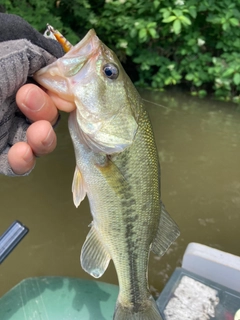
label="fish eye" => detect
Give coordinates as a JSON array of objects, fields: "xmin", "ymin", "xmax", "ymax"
[{"xmin": 103, "ymin": 63, "xmax": 119, "ymax": 80}]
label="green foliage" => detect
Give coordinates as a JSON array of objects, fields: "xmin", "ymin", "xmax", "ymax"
[{"xmin": 2, "ymin": 0, "xmax": 240, "ymax": 102}]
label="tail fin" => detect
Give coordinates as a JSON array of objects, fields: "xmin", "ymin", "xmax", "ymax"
[{"xmin": 113, "ymin": 296, "xmax": 163, "ymax": 320}]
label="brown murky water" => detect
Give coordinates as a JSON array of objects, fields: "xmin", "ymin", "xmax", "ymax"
[{"xmin": 1, "ymin": 89, "xmax": 240, "ymax": 298}]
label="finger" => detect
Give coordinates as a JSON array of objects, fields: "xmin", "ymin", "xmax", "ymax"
[
  {"xmin": 16, "ymin": 84, "xmax": 59, "ymax": 125},
  {"xmin": 47, "ymin": 90, "xmax": 76, "ymax": 112},
  {"xmin": 8, "ymin": 142, "xmax": 36, "ymax": 175},
  {"xmin": 26, "ymin": 120, "xmax": 57, "ymax": 156}
]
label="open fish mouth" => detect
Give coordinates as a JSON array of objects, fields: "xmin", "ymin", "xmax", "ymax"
[
  {"xmin": 35, "ymin": 29, "xmax": 100, "ymax": 85},
  {"xmin": 57, "ymin": 29, "xmax": 100, "ymax": 78}
]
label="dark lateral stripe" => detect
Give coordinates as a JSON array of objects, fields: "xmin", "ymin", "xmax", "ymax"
[{"xmin": 121, "ymin": 157, "xmax": 141, "ymax": 307}]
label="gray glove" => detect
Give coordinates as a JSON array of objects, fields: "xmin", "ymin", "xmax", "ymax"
[{"xmin": 0, "ymin": 13, "xmax": 64, "ymax": 176}]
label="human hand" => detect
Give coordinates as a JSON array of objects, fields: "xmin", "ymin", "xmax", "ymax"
[
  {"xmin": 0, "ymin": 13, "xmax": 75, "ymax": 176},
  {"xmin": 8, "ymin": 84, "xmax": 75, "ymax": 175}
]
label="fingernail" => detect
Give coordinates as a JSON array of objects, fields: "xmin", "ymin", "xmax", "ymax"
[
  {"xmin": 23, "ymin": 88, "xmax": 46, "ymax": 111},
  {"xmin": 23, "ymin": 148, "xmax": 34, "ymax": 163},
  {"xmin": 42, "ymin": 128, "xmax": 55, "ymax": 147}
]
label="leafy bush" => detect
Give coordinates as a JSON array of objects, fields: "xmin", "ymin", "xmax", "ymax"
[{"xmin": 2, "ymin": 0, "xmax": 240, "ymax": 102}]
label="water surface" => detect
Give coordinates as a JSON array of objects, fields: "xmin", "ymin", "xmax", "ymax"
[{"xmin": 1, "ymin": 89, "xmax": 240, "ymax": 298}]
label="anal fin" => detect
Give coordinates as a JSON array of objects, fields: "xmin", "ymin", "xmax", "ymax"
[
  {"xmin": 72, "ymin": 166, "xmax": 86, "ymax": 208},
  {"xmin": 151, "ymin": 201, "xmax": 180, "ymax": 256},
  {"xmin": 81, "ymin": 226, "xmax": 111, "ymax": 278}
]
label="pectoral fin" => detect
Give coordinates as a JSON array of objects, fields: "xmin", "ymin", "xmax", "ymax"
[
  {"xmin": 81, "ymin": 226, "xmax": 111, "ymax": 278},
  {"xmin": 72, "ymin": 166, "xmax": 86, "ymax": 208},
  {"xmin": 151, "ymin": 202, "xmax": 180, "ymax": 256},
  {"xmin": 95, "ymin": 159, "xmax": 128, "ymax": 195}
]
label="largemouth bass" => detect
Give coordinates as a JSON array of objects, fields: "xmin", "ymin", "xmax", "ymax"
[{"xmin": 34, "ymin": 29, "xmax": 180, "ymax": 320}]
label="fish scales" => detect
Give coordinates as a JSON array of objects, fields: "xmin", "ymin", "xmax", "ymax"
[
  {"xmin": 101, "ymin": 111, "xmax": 159, "ymax": 306},
  {"xmin": 34, "ymin": 28, "xmax": 180, "ymax": 320}
]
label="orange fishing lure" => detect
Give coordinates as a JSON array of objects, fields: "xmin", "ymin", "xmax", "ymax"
[{"xmin": 45, "ymin": 24, "xmax": 72, "ymax": 53}]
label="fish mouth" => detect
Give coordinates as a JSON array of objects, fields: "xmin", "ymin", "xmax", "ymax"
[
  {"xmin": 33, "ymin": 29, "xmax": 102, "ymax": 99},
  {"xmin": 56, "ymin": 28, "xmax": 104, "ymax": 82},
  {"xmin": 64, "ymin": 29, "xmax": 100, "ymax": 67}
]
